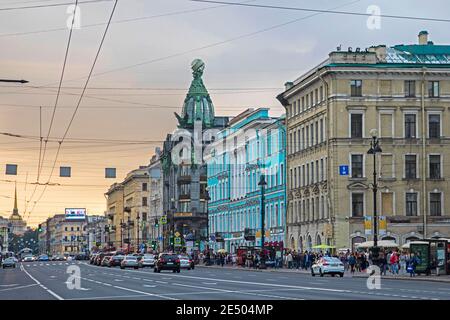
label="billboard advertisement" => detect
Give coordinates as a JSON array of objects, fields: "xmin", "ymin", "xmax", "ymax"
[{"xmin": 65, "ymin": 208, "xmax": 86, "ymax": 220}]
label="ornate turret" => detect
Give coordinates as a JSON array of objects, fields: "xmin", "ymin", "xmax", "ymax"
[
  {"xmin": 8, "ymin": 185, "xmax": 26, "ymax": 235},
  {"xmin": 175, "ymin": 59, "xmax": 215, "ymax": 128}
]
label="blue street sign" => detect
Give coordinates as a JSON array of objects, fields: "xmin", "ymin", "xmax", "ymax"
[
  {"xmin": 158, "ymin": 236, "xmax": 163, "ymax": 241},
  {"xmin": 339, "ymin": 165, "xmax": 349, "ymax": 176}
]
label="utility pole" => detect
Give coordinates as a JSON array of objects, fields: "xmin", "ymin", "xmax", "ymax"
[
  {"xmin": 258, "ymin": 174, "xmax": 267, "ymax": 269},
  {"xmin": 367, "ymin": 129, "xmax": 382, "ymax": 265}
]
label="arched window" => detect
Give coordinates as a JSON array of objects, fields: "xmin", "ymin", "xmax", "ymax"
[
  {"xmin": 307, "ymin": 235, "xmax": 313, "ymax": 251},
  {"xmin": 316, "ymin": 234, "xmax": 322, "ymax": 246},
  {"xmin": 352, "ymin": 236, "xmax": 366, "ymax": 252}
]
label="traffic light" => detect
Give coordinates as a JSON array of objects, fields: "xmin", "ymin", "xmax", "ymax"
[
  {"xmin": 38, "ymin": 224, "xmax": 42, "ymax": 232},
  {"xmin": 154, "ymin": 218, "xmax": 159, "ymax": 228},
  {"xmin": 169, "ymin": 236, "xmax": 174, "ymax": 246}
]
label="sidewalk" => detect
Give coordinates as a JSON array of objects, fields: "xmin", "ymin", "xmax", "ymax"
[{"xmin": 197, "ymin": 263, "xmax": 450, "ymax": 283}]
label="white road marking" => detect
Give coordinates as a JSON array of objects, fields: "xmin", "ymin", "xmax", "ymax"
[
  {"xmin": 0, "ymin": 284, "xmax": 19, "ymax": 287},
  {"xmin": 114, "ymin": 279, "xmax": 124, "ymax": 282},
  {"xmin": 112, "ymin": 285, "xmax": 177, "ymax": 300},
  {"xmin": 202, "ymin": 282, "xmax": 217, "ymax": 285},
  {"xmin": 143, "ymin": 285, "xmax": 157, "ymax": 288},
  {"xmin": 0, "ymin": 284, "xmax": 38, "ymax": 292},
  {"xmin": 155, "ymin": 281, "xmax": 168, "ymax": 284},
  {"xmin": 20, "ymin": 264, "xmax": 63, "ymax": 300},
  {"xmin": 171, "ymin": 282, "xmax": 303, "ymax": 300}
]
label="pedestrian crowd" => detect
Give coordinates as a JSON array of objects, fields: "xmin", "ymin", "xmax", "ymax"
[{"xmin": 199, "ymin": 248, "xmax": 422, "ymax": 277}]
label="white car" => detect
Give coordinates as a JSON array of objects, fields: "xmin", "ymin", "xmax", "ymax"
[
  {"xmin": 178, "ymin": 254, "xmax": 194, "ymax": 270},
  {"xmin": 138, "ymin": 254, "xmax": 156, "ymax": 268},
  {"xmin": 22, "ymin": 256, "xmax": 34, "ymax": 262},
  {"xmin": 311, "ymin": 257, "xmax": 344, "ymax": 277}
]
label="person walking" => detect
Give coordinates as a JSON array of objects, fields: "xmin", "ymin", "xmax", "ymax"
[
  {"xmin": 399, "ymin": 252, "xmax": 407, "ymax": 275},
  {"xmin": 349, "ymin": 254, "xmax": 356, "ymax": 274},
  {"xmin": 287, "ymin": 251, "xmax": 293, "ymax": 269},
  {"xmin": 390, "ymin": 251, "xmax": 399, "ymax": 275}
]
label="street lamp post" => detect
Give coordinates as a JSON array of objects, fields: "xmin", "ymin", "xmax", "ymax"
[
  {"xmin": 258, "ymin": 174, "xmax": 267, "ymax": 269},
  {"xmin": 205, "ymin": 189, "xmax": 211, "ymax": 251},
  {"xmin": 171, "ymin": 198, "xmax": 176, "ymax": 252},
  {"xmin": 367, "ymin": 129, "xmax": 382, "ymax": 265},
  {"xmin": 136, "ymin": 213, "xmax": 140, "ymax": 253}
]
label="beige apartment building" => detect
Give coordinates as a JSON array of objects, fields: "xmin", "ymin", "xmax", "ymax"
[
  {"xmin": 278, "ymin": 31, "xmax": 450, "ymax": 251},
  {"xmin": 105, "ymin": 166, "xmax": 150, "ymax": 251}
]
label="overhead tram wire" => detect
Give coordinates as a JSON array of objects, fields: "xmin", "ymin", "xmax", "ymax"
[
  {"xmin": 27, "ymin": 0, "xmax": 119, "ymax": 219},
  {"xmin": 190, "ymin": 0, "xmax": 450, "ymax": 24},
  {"xmin": 0, "ymin": 0, "xmax": 113, "ymax": 11},
  {"xmin": 0, "ymin": 1, "xmax": 257, "ymax": 38},
  {"xmin": 24, "ymin": 0, "xmax": 80, "ymax": 216},
  {"xmin": 39, "ymin": 0, "xmax": 363, "ymax": 84}
]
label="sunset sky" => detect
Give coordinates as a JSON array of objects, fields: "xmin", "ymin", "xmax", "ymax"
[{"xmin": 1, "ymin": 0, "xmax": 448, "ymax": 227}]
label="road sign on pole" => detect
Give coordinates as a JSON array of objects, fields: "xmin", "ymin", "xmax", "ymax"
[
  {"xmin": 160, "ymin": 215, "xmax": 167, "ymax": 225},
  {"xmin": 174, "ymin": 237, "xmax": 181, "ymax": 247}
]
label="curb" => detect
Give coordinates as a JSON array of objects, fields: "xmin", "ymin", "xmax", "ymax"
[
  {"xmin": 196, "ymin": 264, "xmax": 312, "ymax": 275},
  {"xmin": 197, "ymin": 265, "xmax": 450, "ymax": 283}
]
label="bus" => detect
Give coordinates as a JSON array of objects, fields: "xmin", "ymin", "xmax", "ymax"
[{"xmin": 18, "ymin": 248, "xmax": 33, "ymax": 260}]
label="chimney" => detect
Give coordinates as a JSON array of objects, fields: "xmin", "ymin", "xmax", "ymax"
[
  {"xmin": 368, "ymin": 45, "xmax": 387, "ymax": 62},
  {"xmin": 418, "ymin": 30, "xmax": 428, "ymax": 45}
]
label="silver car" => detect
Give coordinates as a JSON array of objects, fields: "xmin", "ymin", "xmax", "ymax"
[
  {"xmin": 178, "ymin": 254, "xmax": 194, "ymax": 270},
  {"xmin": 2, "ymin": 257, "xmax": 16, "ymax": 269},
  {"xmin": 138, "ymin": 254, "xmax": 155, "ymax": 268},
  {"xmin": 120, "ymin": 255, "xmax": 139, "ymax": 269}
]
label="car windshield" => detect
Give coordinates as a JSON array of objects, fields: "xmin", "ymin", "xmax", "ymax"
[
  {"xmin": 161, "ymin": 255, "xmax": 177, "ymax": 260},
  {"xmin": 125, "ymin": 256, "xmax": 137, "ymax": 260},
  {"xmin": 179, "ymin": 255, "xmax": 189, "ymax": 259},
  {"xmin": 143, "ymin": 254, "xmax": 154, "ymax": 258}
]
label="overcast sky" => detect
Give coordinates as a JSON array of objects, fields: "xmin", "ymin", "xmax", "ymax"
[{"xmin": 1, "ymin": 0, "xmax": 449, "ymax": 226}]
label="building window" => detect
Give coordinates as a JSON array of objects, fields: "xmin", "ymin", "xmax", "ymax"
[
  {"xmin": 430, "ymin": 192, "xmax": 442, "ymax": 216},
  {"xmin": 429, "ymin": 155, "xmax": 441, "ymax": 179},
  {"xmin": 405, "ymin": 155, "xmax": 417, "ymax": 179},
  {"xmin": 310, "ymin": 123, "xmax": 314, "ymax": 146},
  {"xmin": 404, "ymin": 114, "xmax": 416, "ymax": 138},
  {"xmin": 142, "ymin": 197, "xmax": 148, "ymax": 206},
  {"xmin": 351, "ymin": 193, "xmax": 364, "ymax": 217},
  {"xmin": 350, "ymin": 113, "xmax": 363, "ymax": 138},
  {"xmin": 406, "ymin": 192, "xmax": 418, "ymax": 216},
  {"xmin": 405, "ymin": 80, "xmax": 416, "ymax": 97},
  {"xmin": 351, "ymin": 154, "xmax": 363, "ymax": 178},
  {"xmin": 319, "ymin": 119, "xmax": 324, "ymax": 142},
  {"xmin": 350, "ymin": 80, "xmax": 362, "ymax": 97},
  {"xmin": 320, "ymin": 159, "xmax": 324, "ymax": 181},
  {"xmin": 428, "ymin": 81, "xmax": 439, "ymax": 98},
  {"xmin": 142, "ymin": 183, "xmax": 148, "ymax": 191},
  {"xmin": 428, "ymin": 114, "xmax": 441, "ymax": 138}
]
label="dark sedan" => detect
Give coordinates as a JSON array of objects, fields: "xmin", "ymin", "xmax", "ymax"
[{"xmin": 154, "ymin": 253, "xmax": 180, "ymax": 273}]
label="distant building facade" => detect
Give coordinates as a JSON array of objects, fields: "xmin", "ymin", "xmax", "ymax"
[
  {"xmin": 278, "ymin": 31, "xmax": 450, "ymax": 251},
  {"xmin": 205, "ymin": 108, "xmax": 286, "ymax": 252},
  {"xmin": 105, "ymin": 166, "xmax": 150, "ymax": 251}
]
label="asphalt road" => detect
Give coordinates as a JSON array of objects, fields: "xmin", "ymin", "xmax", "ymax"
[{"xmin": 1, "ymin": 261, "xmax": 450, "ymax": 300}]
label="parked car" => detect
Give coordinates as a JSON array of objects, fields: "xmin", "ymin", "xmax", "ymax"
[
  {"xmin": 89, "ymin": 253, "xmax": 99, "ymax": 264},
  {"xmin": 138, "ymin": 254, "xmax": 156, "ymax": 268},
  {"xmin": 311, "ymin": 257, "xmax": 345, "ymax": 277},
  {"xmin": 109, "ymin": 254, "xmax": 125, "ymax": 267},
  {"xmin": 154, "ymin": 253, "xmax": 180, "ymax": 273},
  {"xmin": 120, "ymin": 255, "xmax": 140, "ymax": 269},
  {"xmin": 2, "ymin": 257, "xmax": 16, "ymax": 268},
  {"xmin": 178, "ymin": 254, "xmax": 194, "ymax": 270},
  {"xmin": 101, "ymin": 256, "xmax": 112, "ymax": 267},
  {"xmin": 94, "ymin": 253, "xmax": 107, "ymax": 266}
]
